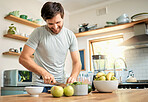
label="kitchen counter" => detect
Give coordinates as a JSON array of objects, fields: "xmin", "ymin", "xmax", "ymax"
[{"xmin": 1, "ymin": 89, "xmax": 148, "ymax": 102}]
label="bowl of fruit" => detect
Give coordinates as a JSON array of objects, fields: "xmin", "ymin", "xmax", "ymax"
[{"xmin": 93, "ymin": 72, "xmax": 119, "ymax": 93}]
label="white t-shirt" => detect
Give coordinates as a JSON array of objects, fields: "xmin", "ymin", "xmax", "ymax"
[{"xmin": 26, "ymin": 25, "xmax": 78, "ymax": 85}]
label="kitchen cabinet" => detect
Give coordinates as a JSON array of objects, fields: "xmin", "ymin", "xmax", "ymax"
[
  {"xmin": 3, "ymin": 15, "xmax": 37, "ymax": 57},
  {"xmin": 75, "ymin": 18, "xmax": 148, "ymax": 37},
  {"xmin": 0, "ymin": 89, "xmax": 148, "ymax": 102},
  {"xmin": 1, "ymin": 87, "xmax": 27, "ymax": 96}
]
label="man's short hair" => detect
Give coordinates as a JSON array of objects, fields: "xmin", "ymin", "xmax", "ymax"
[{"xmin": 41, "ymin": 2, "xmax": 64, "ymax": 20}]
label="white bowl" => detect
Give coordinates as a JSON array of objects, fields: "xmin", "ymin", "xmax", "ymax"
[
  {"xmin": 72, "ymin": 84, "xmax": 88, "ymax": 96},
  {"xmin": 93, "ymin": 80, "xmax": 119, "ymax": 92},
  {"xmin": 25, "ymin": 86, "xmax": 44, "ymax": 97}
]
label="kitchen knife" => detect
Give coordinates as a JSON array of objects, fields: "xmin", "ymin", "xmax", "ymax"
[{"xmin": 40, "ymin": 76, "xmax": 67, "ymax": 87}]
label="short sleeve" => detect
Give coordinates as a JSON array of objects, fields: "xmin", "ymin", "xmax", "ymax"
[
  {"xmin": 69, "ymin": 32, "xmax": 78, "ymax": 52},
  {"xmin": 26, "ymin": 28, "xmax": 40, "ymax": 50}
]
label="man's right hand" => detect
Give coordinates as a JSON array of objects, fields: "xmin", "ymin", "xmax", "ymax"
[{"xmin": 41, "ymin": 73, "xmax": 56, "ymax": 85}]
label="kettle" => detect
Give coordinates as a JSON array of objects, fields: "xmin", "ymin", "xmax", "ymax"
[
  {"xmin": 126, "ymin": 70, "xmax": 137, "ymax": 82},
  {"xmin": 116, "ymin": 13, "xmax": 130, "ymax": 24}
]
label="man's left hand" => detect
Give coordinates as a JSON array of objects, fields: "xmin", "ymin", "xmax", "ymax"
[{"xmin": 66, "ymin": 76, "xmax": 76, "ymax": 83}]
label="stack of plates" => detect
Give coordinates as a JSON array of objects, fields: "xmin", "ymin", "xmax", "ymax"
[{"xmin": 131, "ymin": 13, "xmax": 148, "ymax": 21}]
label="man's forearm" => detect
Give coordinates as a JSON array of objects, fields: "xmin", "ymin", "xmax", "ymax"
[
  {"xmin": 70, "ymin": 61, "xmax": 82, "ymax": 78},
  {"xmin": 19, "ymin": 55, "xmax": 56, "ymax": 84},
  {"xmin": 19, "ymin": 55, "xmax": 47, "ymax": 76}
]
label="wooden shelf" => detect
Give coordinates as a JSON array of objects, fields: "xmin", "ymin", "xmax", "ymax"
[
  {"xmin": 2, "ymin": 51, "xmax": 34, "ymax": 58},
  {"xmin": 3, "ymin": 51, "xmax": 20, "ymax": 56},
  {"xmin": 75, "ymin": 18, "xmax": 148, "ymax": 37},
  {"xmin": 4, "ymin": 15, "xmax": 41, "ymax": 28},
  {"xmin": 3, "ymin": 34, "xmax": 28, "ymax": 41}
]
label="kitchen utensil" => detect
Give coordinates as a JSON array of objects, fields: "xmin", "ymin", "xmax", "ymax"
[
  {"xmin": 27, "ymin": 18, "xmax": 33, "ymax": 21},
  {"xmin": 88, "ymin": 24, "xmax": 97, "ymax": 30},
  {"xmin": 106, "ymin": 21, "xmax": 116, "ymax": 24},
  {"xmin": 79, "ymin": 23, "xmax": 97, "ymax": 32},
  {"xmin": 72, "ymin": 84, "xmax": 88, "ymax": 96},
  {"xmin": 93, "ymin": 80, "xmax": 119, "ymax": 92},
  {"xmin": 131, "ymin": 13, "xmax": 148, "ymax": 21},
  {"xmin": 20, "ymin": 15, "xmax": 28, "ymax": 19},
  {"xmin": 79, "ymin": 23, "xmax": 89, "ymax": 32},
  {"xmin": 35, "ymin": 19, "xmax": 43, "ymax": 25},
  {"xmin": 105, "ymin": 21, "xmax": 116, "ymax": 27},
  {"xmin": 40, "ymin": 76, "xmax": 66, "ymax": 87},
  {"xmin": 25, "ymin": 86, "xmax": 44, "ymax": 97},
  {"xmin": 126, "ymin": 76, "xmax": 137, "ymax": 82},
  {"xmin": 20, "ymin": 47, "xmax": 22, "ymax": 52},
  {"xmin": 14, "ymin": 49, "xmax": 18, "ymax": 53},
  {"xmin": 126, "ymin": 70, "xmax": 137, "ymax": 82},
  {"xmin": 92, "ymin": 55, "xmax": 107, "ymax": 74},
  {"xmin": 116, "ymin": 13, "xmax": 129, "ymax": 24},
  {"xmin": 9, "ymin": 48, "xmax": 15, "ymax": 52},
  {"xmin": 92, "ymin": 55, "xmax": 107, "ymax": 91},
  {"xmin": 55, "ymin": 81, "xmax": 67, "ymax": 87}
]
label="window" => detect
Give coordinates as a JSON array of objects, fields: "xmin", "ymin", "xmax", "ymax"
[{"xmin": 89, "ymin": 35, "xmax": 125, "ymax": 71}]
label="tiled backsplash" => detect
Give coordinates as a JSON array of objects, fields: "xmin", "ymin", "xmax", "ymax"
[{"xmin": 124, "ymin": 47, "xmax": 148, "ymax": 80}]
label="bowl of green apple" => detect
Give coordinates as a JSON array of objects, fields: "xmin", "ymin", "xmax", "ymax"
[{"xmin": 93, "ymin": 72, "xmax": 119, "ymax": 93}]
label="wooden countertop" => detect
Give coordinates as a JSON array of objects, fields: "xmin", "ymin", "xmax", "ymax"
[{"xmin": 0, "ymin": 89, "xmax": 148, "ymax": 102}]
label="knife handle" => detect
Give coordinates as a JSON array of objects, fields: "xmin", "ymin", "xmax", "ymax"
[{"xmin": 40, "ymin": 76, "xmax": 65, "ymax": 86}]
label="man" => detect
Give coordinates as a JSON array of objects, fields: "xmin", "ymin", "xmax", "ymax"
[{"xmin": 19, "ymin": 2, "xmax": 81, "ymax": 89}]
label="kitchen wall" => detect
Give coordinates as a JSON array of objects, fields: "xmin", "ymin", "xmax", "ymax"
[
  {"xmin": 0, "ymin": 0, "xmax": 70, "ymax": 94},
  {"xmin": 124, "ymin": 47, "xmax": 148, "ymax": 80},
  {"xmin": 69, "ymin": 0, "xmax": 148, "ymax": 80}
]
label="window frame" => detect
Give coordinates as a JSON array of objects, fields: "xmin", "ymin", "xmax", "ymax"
[{"xmin": 89, "ymin": 35, "xmax": 123, "ymax": 71}]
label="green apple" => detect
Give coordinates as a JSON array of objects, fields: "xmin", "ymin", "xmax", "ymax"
[
  {"xmin": 51, "ymin": 86, "xmax": 64, "ymax": 97},
  {"xmin": 96, "ymin": 72, "xmax": 105, "ymax": 78},
  {"xmin": 98, "ymin": 76, "xmax": 106, "ymax": 81},
  {"xmin": 88, "ymin": 85, "xmax": 92, "ymax": 93},
  {"xmin": 111, "ymin": 76, "xmax": 117, "ymax": 80},
  {"xmin": 64, "ymin": 86, "xmax": 74, "ymax": 97}
]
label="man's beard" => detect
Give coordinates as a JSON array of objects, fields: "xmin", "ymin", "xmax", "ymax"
[{"xmin": 49, "ymin": 25, "xmax": 63, "ymax": 34}]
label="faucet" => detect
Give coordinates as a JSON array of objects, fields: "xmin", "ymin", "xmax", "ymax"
[{"xmin": 113, "ymin": 57, "xmax": 128, "ymax": 77}]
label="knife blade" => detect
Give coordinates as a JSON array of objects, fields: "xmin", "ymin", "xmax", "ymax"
[{"xmin": 40, "ymin": 76, "xmax": 67, "ymax": 87}]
